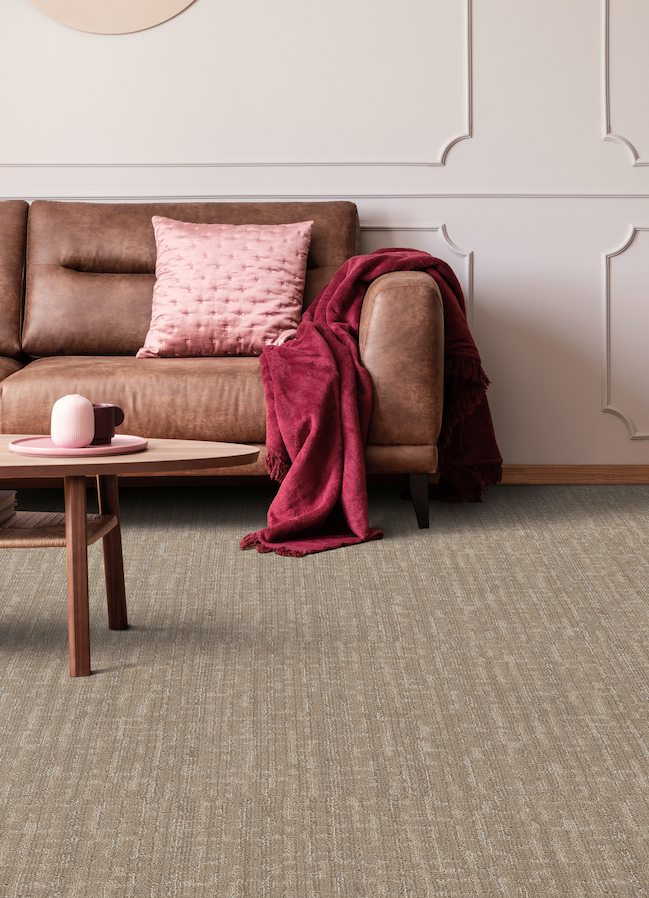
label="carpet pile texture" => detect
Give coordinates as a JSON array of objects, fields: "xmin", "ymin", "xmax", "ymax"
[{"xmin": 1, "ymin": 483, "xmax": 649, "ymax": 897}]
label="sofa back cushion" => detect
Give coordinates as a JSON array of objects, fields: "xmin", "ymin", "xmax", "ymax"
[
  {"xmin": 22, "ymin": 200, "xmax": 360, "ymax": 357},
  {"xmin": 0, "ymin": 200, "xmax": 29, "ymax": 360}
]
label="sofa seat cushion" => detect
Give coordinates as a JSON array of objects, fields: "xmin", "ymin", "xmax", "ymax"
[{"xmin": 0, "ymin": 356, "xmax": 266, "ymax": 443}]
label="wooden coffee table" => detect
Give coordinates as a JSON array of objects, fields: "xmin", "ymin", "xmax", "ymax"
[{"xmin": 0, "ymin": 436, "xmax": 259, "ymax": 676}]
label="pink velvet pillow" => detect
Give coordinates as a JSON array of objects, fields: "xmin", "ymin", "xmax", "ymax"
[{"xmin": 136, "ymin": 217, "xmax": 314, "ymax": 358}]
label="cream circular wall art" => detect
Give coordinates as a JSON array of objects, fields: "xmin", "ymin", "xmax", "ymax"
[{"xmin": 27, "ymin": 0, "xmax": 197, "ymax": 34}]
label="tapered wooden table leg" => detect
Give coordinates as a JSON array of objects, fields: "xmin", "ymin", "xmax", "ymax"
[
  {"xmin": 64, "ymin": 475, "xmax": 91, "ymax": 677},
  {"xmin": 97, "ymin": 474, "xmax": 128, "ymax": 630},
  {"xmin": 0, "ymin": 436, "xmax": 259, "ymax": 674}
]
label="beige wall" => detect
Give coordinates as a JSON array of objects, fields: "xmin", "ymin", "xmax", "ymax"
[{"xmin": 1, "ymin": 0, "xmax": 648, "ymax": 465}]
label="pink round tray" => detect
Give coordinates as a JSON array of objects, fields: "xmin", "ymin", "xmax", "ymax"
[{"xmin": 9, "ymin": 435, "xmax": 148, "ymax": 457}]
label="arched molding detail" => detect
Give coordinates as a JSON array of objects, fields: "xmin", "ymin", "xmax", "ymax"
[
  {"xmin": 11, "ymin": 1, "xmax": 472, "ymax": 168},
  {"xmin": 603, "ymin": 226, "xmax": 649, "ymax": 438},
  {"xmin": 433, "ymin": 0, "xmax": 473, "ymax": 166},
  {"xmin": 360, "ymin": 225, "xmax": 473, "ymax": 324},
  {"xmin": 602, "ymin": 0, "xmax": 649, "ymax": 166}
]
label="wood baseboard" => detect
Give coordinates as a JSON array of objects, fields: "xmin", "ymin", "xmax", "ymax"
[
  {"xmin": 3, "ymin": 466, "xmax": 649, "ymax": 490},
  {"xmin": 500, "ymin": 465, "xmax": 649, "ymax": 485}
]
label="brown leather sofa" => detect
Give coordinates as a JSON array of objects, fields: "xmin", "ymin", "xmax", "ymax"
[{"xmin": 0, "ymin": 199, "xmax": 444, "ymax": 526}]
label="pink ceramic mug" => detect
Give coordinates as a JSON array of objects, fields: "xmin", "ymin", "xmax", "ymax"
[{"xmin": 92, "ymin": 403, "xmax": 125, "ymax": 445}]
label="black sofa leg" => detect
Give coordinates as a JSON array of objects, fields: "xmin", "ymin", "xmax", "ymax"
[{"xmin": 408, "ymin": 473, "xmax": 430, "ymax": 529}]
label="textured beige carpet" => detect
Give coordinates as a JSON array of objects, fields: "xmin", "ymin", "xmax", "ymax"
[{"xmin": 1, "ymin": 483, "xmax": 649, "ymax": 897}]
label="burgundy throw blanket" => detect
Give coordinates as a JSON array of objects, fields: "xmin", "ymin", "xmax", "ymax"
[{"xmin": 241, "ymin": 248, "xmax": 502, "ymax": 557}]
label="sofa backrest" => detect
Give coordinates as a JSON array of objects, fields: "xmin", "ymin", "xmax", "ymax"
[
  {"xmin": 22, "ymin": 200, "xmax": 361, "ymax": 357},
  {"xmin": 0, "ymin": 200, "xmax": 28, "ymax": 360}
]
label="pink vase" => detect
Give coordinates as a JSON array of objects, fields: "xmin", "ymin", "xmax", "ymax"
[{"xmin": 50, "ymin": 394, "xmax": 96, "ymax": 448}]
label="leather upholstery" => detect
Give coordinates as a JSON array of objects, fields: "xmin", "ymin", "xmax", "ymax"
[
  {"xmin": 0, "ymin": 356, "xmax": 22, "ymax": 380},
  {"xmin": 0, "ymin": 199, "xmax": 445, "ymax": 483},
  {"xmin": 24, "ymin": 268, "xmax": 155, "ymax": 356},
  {"xmin": 0, "ymin": 356, "xmax": 23, "ymax": 384},
  {"xmin": 0, "ymin": 201, "xmax": 28, "ymax": 359},
  {"xmin": 23, "ymin": 201, "xmax": 360, "ymax": 357},
  {"xmin": 0, "ymin": 356, "xmax": 267, "ymax": 443},
  {"xmin": 364, "ymin": 444, "xmax": 438, "ymax": 474},
  {"xmin": 0, "ymin": 356, "xmax": 24, "ymax": 433},
  {"xmin": 360, "ymin": 271, "xmax": 444, "ymax": 446}
]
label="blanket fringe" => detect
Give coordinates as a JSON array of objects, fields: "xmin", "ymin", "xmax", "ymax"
[
  {"xmin": 240, "ymin": 532, "xmax": 307, "ymax": 555},
  {"xmin": 445, "ymin": 356, "xmax": 490, "ymax": 388},
  {"xmin": 272, "ymin": 546, "xmax": 308, "ymax": 557},
  {"xmin": 437, "ymin": 380, "xmax": 486, "ymax": 449},
  {"xmin": 479, "ymin": 462, "xmax": 503, "ymax": 486},
  {"xmin": 265, "ymin": 451, "xmax": 290, "ymax": 483},
  {"xmin": 437, "ymin": 355, "xmax": 496, "ymax": 454}
]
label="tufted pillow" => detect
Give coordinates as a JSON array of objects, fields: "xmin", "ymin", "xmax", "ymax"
[{"xmin": 136, "ymin": 216, "xmax": 314, "ymax": 358}]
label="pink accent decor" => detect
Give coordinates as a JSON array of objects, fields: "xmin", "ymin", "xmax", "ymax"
[
  {"xmin": 50, "ymin": 394, "xmax": 95, "ymax": 448},
  {"xmin": 136, "ymin": 217, "xmax": 314, "ymax": 358},
  {"xmin": 9, "ymin": 435, "xmax": 148, "ymax": 457}
]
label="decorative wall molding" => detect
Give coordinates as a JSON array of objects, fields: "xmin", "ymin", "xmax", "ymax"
[
  {"xmin": 360, "ymin": 225, "xmax": 473, "ymax": 323},
  {"xmin": 431, "ymin": 0, "xmax": 473, "ymax": 166},
  {"xmin": 5, "ymin": 190, "xmax": 649, "ymax": 202},
  {"xmin": 603, "ymin": 226, "xmax": 649, "ymax": 438},
  {"xmin": 602, "ymin": 0, "xmax": 649, "ymax": 166},
  {"xmin": 5, "ymin": 0, "xmax": 472, "ymax": 169}
]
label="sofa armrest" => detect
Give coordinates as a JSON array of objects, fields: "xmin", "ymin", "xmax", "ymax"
[
  {"xmin": 359, "ymin": 270, "xmax": 444, "ymax": 449},
  {"xmin": 0, "ymin": 201, "xmax": 28, "ymax": 360},
  {"xmin": 0, "ymin": 357, "xmax": 24, "ymax": 433},
  {"xmin": 0, "ymin": 357, "xmax": 22, "ymax": 383}
]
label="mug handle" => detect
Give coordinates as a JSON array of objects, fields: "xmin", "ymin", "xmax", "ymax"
[{"xmin": 115, "ymin": 407, "xmax": 125, "ymax": 427}]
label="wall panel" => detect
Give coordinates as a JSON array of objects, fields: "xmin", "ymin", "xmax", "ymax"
[
  {"xmin": 360, "ymin": 226, "xmax": 472, "ymax": 321},
  {"xmin": 0, "ymin": 0, "xmax": 469, "ymax": 166},
  {"xmin": 2, "ymin": 0, "xmax": 649, "ymax": 468},
  {"xmin": 604, "ymin": 0, "xmax": 649, "ymax": 165},
  {"xmin": 604, "ymin": 228, "xmax": 649, "ymax": 437}
]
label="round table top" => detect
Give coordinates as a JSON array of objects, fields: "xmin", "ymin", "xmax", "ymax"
[{"xmin": 0, "ymin": 435, "xmax": 259, "ymax": 478}]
